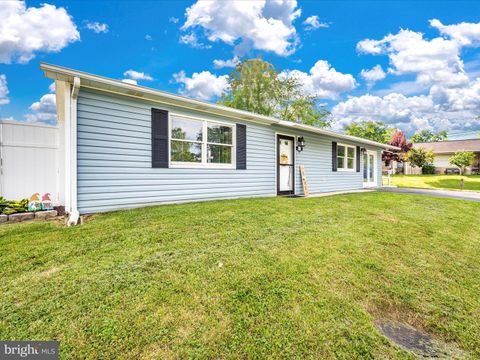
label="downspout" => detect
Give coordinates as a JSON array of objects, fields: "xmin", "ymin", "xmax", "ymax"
[{"xmin": 67, "ymin": 77, "xmax": 80, "ymax": 226}]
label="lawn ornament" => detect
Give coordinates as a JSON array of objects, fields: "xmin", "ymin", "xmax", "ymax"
[
  {"xmin": 28, "ymin": 193, "xmax": 42, "ymax": 211},
  {"xmin": 41, "ymin": 193, "xmax": 53, "ymax": 210}
]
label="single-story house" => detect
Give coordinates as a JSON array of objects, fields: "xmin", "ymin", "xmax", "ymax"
[
  {"xmin": 404, "ymin": 139, "xmax": 480, "ymax": 175},
  {"xmin": 36, "ymin": 63, "xmax": 397, "ymax": 224}
]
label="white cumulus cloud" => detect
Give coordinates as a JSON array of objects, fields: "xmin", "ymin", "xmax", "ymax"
[
  {"xmin": 332, "ymin": 78, "xmax": 480, "ymax": 134},
  {"xmin": 173, "ymin": 70, "xmax": 229, "ymax": 100},
  {"xmin": 351, "ymin": 19, "xmax": 480, "ymax": 133},
  {"xmin": 25, "ymin": 93, "xmax": 57, "ymax": 124},
  {"xmin": 281, "ymin": 60, "xmax": 357, "ymax": 100},
  {"xmin": 179, "ymin": 33, "xmax": 211, "ymax": 49},
  {"xmin": 213, "ymin": 56, "xmax": 239, "ymax": 69},
  {"xmin": 360, "ymin": 65, "xmax": 386, "ymax": 87},
  {"xmin": 0, "ymin": 0, "xmax": 79, "ymax": 64},
  {"xmin": 356, "ymin": 38, "xmax": 384, "ymax": 55},
  {"xmin": 181, "ymin": 0, "xmax": 301, "ymax": 56},
  {"xmin": 430, "ymin": 19, "xmax": 480, "ymax": 47},
  {"xmin": 355, "ymin": 20, "xmax": 480, "ymax": 88},
  {"xmin": 123, "ymin": 70, "xmax": 153, "ymax": 81},
  {"xmin": 85, "ymin": 21, "xmax": 109, "ymax": 34},
  {"xmin": 429, "ymin": 80, "xmax": 480, "ymax": 112},
  {"xmin": 303, "ymin": 15, "xmax": 329, "ymax": 31},
  {"xmin": 333, "ymin": 93, "xmax": 433, "ymax": 128},
  {"xmin": 0, "ymin": 74, "xmax": 10, "ymax": 105}
]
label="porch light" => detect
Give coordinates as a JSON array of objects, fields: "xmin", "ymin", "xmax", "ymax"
[{"xmin": 296, "ymin": 137, "xmax": 306, "ymax": 152}]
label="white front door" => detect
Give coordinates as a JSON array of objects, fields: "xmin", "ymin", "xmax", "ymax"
[
  {"xmin": 363, "ymin": 151, "xmax": 377, "ymax": 187},
  {"xmin": 277, "ymin": 135, "xmax": 295, "ymax": 195}
]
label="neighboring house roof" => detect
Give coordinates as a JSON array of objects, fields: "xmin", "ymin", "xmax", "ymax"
[
  {"xmin": 413, "ymin": 139, "xmax": 480, "ymax": 154},
  {"xmin": 40, "ymin": 63, "xmax": 398, "ymax": 150}
]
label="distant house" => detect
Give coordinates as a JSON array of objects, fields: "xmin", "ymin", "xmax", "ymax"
[
  {"xmin": 405, "ymin": 139, "xmax": 480, "ymax": 175},
  {"xmin": 1, "ymin": 63, "xmax": 399, "ymax": 224}
]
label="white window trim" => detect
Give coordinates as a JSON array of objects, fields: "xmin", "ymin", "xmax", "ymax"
[
  {"xmin": 337, "ymin": 143, "xmax": 356, "ymax": 172},
  {"xmin": 169, "ymin": 113, "xmax": 236, "ymax": 169}
]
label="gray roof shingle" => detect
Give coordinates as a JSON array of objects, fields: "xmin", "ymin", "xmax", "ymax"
[{"xmin": 413, "ymin": 139, "xmax": 480, "ymax": 153}]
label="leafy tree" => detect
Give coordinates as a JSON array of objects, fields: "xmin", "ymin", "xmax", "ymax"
[
  {"xmin": 219, "ymin": 59, "xmax": 330, "ymax": 127},
  {"xmin": 220, "ymin": 59, "xmax": 277, "ymax": 117},
  {"xmin": 410, "ymin": 130, "xmax": 447, "ymax": 143},
  {"xmin": 344, "ymin": 120, "xmax": 395, "ymax": 144},
  {"xmin": 382, "ymin": 130, "xmax": 412, "ymax": 165},
  {"xmin": 275, "ymin": 76, "xmax": 330, "ymax": 126},
  {"xmin": 449, "ymin": 151, "xmax": 476, "ymax": 175},
  {"xmin": 404, "ymin": 147, "xmax": 434, "ymax": 168}
]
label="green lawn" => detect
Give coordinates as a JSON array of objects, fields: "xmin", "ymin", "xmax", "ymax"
[
  {"xmin": 1, "ymin": 193, "xmax": 479, "ymax": 358},
  {"xmin": 384, "ymin": 174, "xmax": 480, "ymax": 192}
]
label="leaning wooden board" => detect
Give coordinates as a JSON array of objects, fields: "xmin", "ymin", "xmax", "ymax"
[{"xmin": 299, "ymin": 165, "xmax": 309, "ymax": 197}]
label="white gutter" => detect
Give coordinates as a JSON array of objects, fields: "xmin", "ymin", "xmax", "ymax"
[
  {"xmin": 40, "ymin": 62, "xmax": 399, "ymax": 151},
  {"xmin": 67, "ymin": 77, "xmax": 80, "ymax": 226}
]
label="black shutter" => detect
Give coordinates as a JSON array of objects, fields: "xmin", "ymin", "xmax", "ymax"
[
  {"xmin": 356, "ymin": 146, "xmax": 361, "ymax": 172},
  {"xmin": 151, "ymin": 108, "xmax": 169, "ymax": 168},
  {"xmin": 332, "ymin": 141, "xmax": 337, "ymax": 172},
  {"xmin": 236, "ymin": 124, "xmax": 247, "ymax": 170}
]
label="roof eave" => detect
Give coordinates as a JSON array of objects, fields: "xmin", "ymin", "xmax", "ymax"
[{"xmin": 40, "ymin": 62, "xmax": 399, "ymax": 150}]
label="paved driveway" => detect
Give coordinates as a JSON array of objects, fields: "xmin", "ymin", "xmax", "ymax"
[{"xmin": 379, "ymin": 187, "xmax": 480, "ymax": 202}]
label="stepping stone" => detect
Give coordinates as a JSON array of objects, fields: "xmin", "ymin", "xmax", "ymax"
[{"xmin": 375, "ymin": 320, "xmax": 455, "ymax": 358}]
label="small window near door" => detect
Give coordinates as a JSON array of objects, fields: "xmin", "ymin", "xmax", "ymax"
[{"xmin": 337, "ymin": 144, "xmax": 355, "ymax": 171}]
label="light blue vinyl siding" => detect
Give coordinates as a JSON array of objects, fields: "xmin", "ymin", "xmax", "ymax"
[
  {"xmin": 77, "ymin": 89, "xmax": 384, "ymax": 213},
  {"xmin": 271, "ymin": 127, "xmax": 384, "ymax": 196},
  {"xmin": 77, "ymin": 89, "xmax": 276, "ymax": 213}
]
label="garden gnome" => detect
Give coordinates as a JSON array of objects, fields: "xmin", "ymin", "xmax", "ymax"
[
  {"xmin": 28, "ymin": 193, "xmax": 42, "ymax": 211},
  {"xmin": 41, "ymin": 193, "xmax": 53, "ymax": 210}
]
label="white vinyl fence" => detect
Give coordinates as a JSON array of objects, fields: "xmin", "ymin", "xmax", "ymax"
[{"xmin": 0, "ymin": 120, "xmax": 59, "ymax": 203}]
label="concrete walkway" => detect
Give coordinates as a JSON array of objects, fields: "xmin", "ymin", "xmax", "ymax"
[{"xmin": 378, "ymin": 187, "xmax": 480, "ymax": 202}]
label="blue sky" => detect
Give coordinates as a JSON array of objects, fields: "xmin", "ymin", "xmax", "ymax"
[{"xmin": 1, "ymin": 0, "xmax": 480, "ymax": 137}]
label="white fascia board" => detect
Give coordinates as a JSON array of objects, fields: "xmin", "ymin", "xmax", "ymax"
[
  {"xmin": 280, "ymin": 121, "xmax": 399, "ymax": 150},
  {"xmin": 40, "ymin": 62, "xmax": 399, "ymax": 151}
]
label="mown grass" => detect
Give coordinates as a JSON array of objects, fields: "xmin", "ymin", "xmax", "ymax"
[
  {"xmin": 385, "ymin": 174, "xmax": 480, "ymax": 192},
  {"xmin": 1, "ymin": 193, "xmax": 479, "ymax": 358}
]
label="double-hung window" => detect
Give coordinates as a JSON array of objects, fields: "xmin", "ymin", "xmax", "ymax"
[
  {"xmin": 337, "ymin": 144, "xmax": 355, "ymax": 171},
  {"xmin": 170, "ymin": 115, "xmax": 234, "ymax": 167}
]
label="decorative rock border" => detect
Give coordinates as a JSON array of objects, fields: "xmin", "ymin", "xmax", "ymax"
[{"xmin": 0, "ymin": 210, "xmax": 58, "ymax": 225}]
